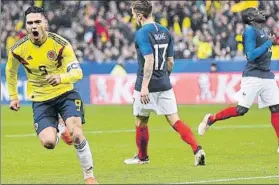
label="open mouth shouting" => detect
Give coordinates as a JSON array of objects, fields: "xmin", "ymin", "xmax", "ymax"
[{"xmin": 32, "ymin": 30, "xmax": 39, "ymax": 40}]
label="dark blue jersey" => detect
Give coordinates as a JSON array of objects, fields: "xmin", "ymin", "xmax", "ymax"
[
  {"xmin": 242, "ymin": 25, "xmax": 274, "ymax": 79},
  {"xmin": 134, "ymin": 23, "xmax": 173, "ymax": 92}
]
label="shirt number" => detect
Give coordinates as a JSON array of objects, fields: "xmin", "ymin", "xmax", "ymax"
[
  {"xmin": 39, "ymin": 65, "xmax": 48, "ymax": 75},
  {"xmin": 154, "ymin": 44, "xmax": 168, "ymax": 70}
]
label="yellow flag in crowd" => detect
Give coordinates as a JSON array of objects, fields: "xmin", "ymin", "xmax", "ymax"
[
  {"xmin": 34, "ymin": 0, "xmax": 43, "ymax": 7},
  {"xmin": 231, "ymin": 0, "xmax": 259, "ymax": 12}
]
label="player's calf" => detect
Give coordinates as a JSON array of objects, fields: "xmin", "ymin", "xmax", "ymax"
[
  {"xmin": 269, "ymin": 105, "xmax": 279, "ymax": 152},
  {"xmin": 198, "ymin": 106, "xmax": 248, "ymax": 135},
  {"xmin": 66, "ymin": 117, "xmax": 95, "ymax": 182}
]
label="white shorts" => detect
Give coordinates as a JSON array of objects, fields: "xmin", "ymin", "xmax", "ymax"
[
  {"xmin": 235, "ymin": 77, "xmax": 279, "ymax": 109},
  {"xmin": 133, "ymin": 88, "xmax": 178, "ymax": 117}
]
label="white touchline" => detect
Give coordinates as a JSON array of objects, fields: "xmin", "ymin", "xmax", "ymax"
[
  {"xmin": 4, "ymin": 124, "xmax": 272, "ymax": 138},
  {"xmin": 172, "ymin": 175, "xmax": 279, "ymax": 184}
]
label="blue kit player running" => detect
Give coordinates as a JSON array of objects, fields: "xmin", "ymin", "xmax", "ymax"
[
  {"xmin": 124, "ymin": 0, "xmax": 206, "ymax": 166},
  {"xmin": 198, "ymin": 8, "xmax": 279, "ymax": 153}
]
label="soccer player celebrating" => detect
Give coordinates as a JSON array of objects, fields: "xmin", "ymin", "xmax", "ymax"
[
  {"xmin": 6, "ymin": 6, "xmax": 98, "ymax": 184},
  {"xmin": 198, "ymin": 8, "xmax": 279, "ymax": 153},
  {"xmin": 124, "ymin": 0, "xmax": 206, "ymax": 166}
]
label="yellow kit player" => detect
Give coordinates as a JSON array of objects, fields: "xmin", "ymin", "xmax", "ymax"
[{"xmin": 6, "ymin": 6, "xmax": 98, "ymax": 184}]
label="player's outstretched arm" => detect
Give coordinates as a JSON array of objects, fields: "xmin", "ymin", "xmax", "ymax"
[
  {"xmin": 6, "ymin": 50, "xmax": 20, "ymax": 111},
  {"xmin": 244, "ymin": 26, "xmax": 273, "ymax": 61}
]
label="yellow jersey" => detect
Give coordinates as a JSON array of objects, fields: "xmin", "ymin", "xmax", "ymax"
[{"xmin": 6, "ymin": 32, "xmax": 83, "ymax": 102}]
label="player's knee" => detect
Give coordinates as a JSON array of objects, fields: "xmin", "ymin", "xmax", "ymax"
[
  {"xmin": 236, "ymin": 105, "xmax": 249, "ymax": 116},
  {"xmin": 39, "ymin": 127, "xmax": 57, "ymax": 149},
  {"xmin": 136, "ymin": 116, "xmax": 149, "ymax": 127},
  {"xmin": 43, "ymin": 142, "xmax": 56, "ymax": 149},
  {"xmin": 41, "ymin": 139, "xmax": 56, "ymax": 149},
  {"xmin": 269, "ymin": 104, "xmax": 279, "ymax": 113},
  {"xmin": 69, "ymin": 124, "xmax": 84, "ymax": 144}
]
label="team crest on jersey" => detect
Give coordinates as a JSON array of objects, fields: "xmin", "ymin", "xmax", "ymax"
[{"xmin": 47, "ymin": 50, "xmax": 57, "ymax": 60}]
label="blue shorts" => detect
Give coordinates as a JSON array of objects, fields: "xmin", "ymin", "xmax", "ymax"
[{"xmin": 32, "ymin": 90, "xmax": 85, "ymax": 135}]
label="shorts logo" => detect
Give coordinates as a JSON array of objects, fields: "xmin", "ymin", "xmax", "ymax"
[
  {"xmin": 47, "ymin": 50, "xmax": 57, "ymax": 60},
  {"xmin": 75, "ymin": 99, "xmax": 81, "ymax": 111},
  {"xmin": 34, "ymin": 123, "xmax": 38, "ymax": 131}
]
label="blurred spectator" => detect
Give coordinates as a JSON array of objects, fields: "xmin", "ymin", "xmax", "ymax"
[
  {"xmin": 1, "ymin": 0, "xmax": 279, "ymax": 63},
  {"xmin": 210, "ymin": 62, "xmax": 217, "ymax": 73}
]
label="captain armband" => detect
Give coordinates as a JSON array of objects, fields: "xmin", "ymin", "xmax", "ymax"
[{"xmin": 66, "ymin": 61, "xmax": 81, "ymax": 72}]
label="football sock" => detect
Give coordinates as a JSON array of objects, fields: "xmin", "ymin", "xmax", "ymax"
[
  {"xmin": 136, "ymin": 126, "xmax": 149, "ymax": 160},
  {"xmin": 173, "ymin": 120, "xmax": 199, "ymax": 153},
  {"xmin": 55, "ymin": 136, "xmax": 59, "ymax": 145},
  {"xmin": 75, "ymin": 139, "xmax": 94, "ymax": 180},
  {"xmin": 271, "ymin": 113, "xmax": 279, "ymax": 144},
  {"xmin": 208, "ymin": 106, "xmax": 239, "ymax": 125}
]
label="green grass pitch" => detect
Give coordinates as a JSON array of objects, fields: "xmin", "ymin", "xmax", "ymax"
[{"xmin": 1, "ymin": 105, "xmax": 279, "ymax": 184}]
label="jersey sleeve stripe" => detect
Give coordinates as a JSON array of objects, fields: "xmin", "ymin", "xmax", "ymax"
[
  {"xmin": 48, "ymin": 32, "xmax": 68, "ymax": 46},
  {"xmin": 10, "ymin": 36, "xmax": 28, "ymax": 51},
  {"xmin": 55, "ymin": 46, "xmax": 65, "ymax": 68}
]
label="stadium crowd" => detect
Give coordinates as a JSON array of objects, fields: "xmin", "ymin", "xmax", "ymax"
[{"xmin": 2, "ymin": 0, "xmax": 279, "ymax": 63}]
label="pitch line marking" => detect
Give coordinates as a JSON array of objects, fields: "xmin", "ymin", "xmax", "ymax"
[
  {"xmin": 172, "ymin": 175, "xmax": 279, "ymax": 184},
  {"xmin": 5, "ymin": 124, "xmax": 272, "ymax": 138}
]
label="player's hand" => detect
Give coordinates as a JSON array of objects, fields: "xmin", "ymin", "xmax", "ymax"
[
  {"xmin": 46, "ymin": 75, "xmax": 61, "ymax": 86},
  {"xmin": 269, "ymin": 33, "xmax": 276, "ymax": 44},
  {"xmin": 10, "ymin": 99, "xmax": 20, "ymax": 111},
  {"xmin": 140, "ymin": 87, "xmax": 150, "ymax": 104}
]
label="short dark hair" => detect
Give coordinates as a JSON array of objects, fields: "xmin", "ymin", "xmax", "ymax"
[
  {"xmin": 132, "ymin": 0, "xmax": 152, "ymax": 18},
  {"xmin": 25, "ymin": 6, "xmax": 46, "ymax": 18},
  {"xmin": 241, "ymin": 8, "xmax": 255, "ymax": 25}
]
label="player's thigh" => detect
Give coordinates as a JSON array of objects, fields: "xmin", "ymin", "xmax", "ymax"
[
  {"xmin": 133, "ymin": 90, "xmax": 152, "ymax": 117},
  {"xmin": 258, "ymin": 79, "xmax": 279, "ymax": 109},
  {"xmin": 32, "ymin": 102, "xmax": 58, "ymax": 142},
  {"xmin": 57, "ymin": 90, "xmax": 85, "ymax": 125},
  {"xmin": 236, "ymin": 77, "xmax": 261, "ymax": 108},
  {"xmin": 157, "ymin": 88, "xmax": 178, "ymax": 115}
]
